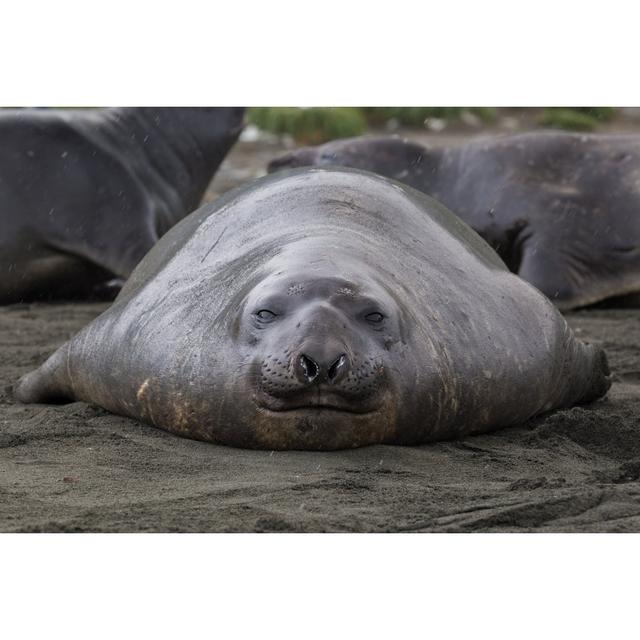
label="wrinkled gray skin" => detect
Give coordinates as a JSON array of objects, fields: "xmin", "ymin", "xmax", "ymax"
[
  {"xmin": 269, "ymin": 132, "xmax": 640, "ymax": 310},
  {"xmin": 0, "ymin": 107, "xmax": 245, "ymax": 303},
  {"xmin": 15, "ymin": 169, "xmax": 611, "ymax": 450}
]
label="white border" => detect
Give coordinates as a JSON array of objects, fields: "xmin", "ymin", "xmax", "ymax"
[
  {"xmin": 2, "ymin": 0, "xmax": 640, "ymax": 105},
  {"xmin": 2, "ymin": 534, "xmax": 639, "ymax": 639},
  {"xmin": 2, "ymin": 1, "xmax": 640, "ymax": 637}
]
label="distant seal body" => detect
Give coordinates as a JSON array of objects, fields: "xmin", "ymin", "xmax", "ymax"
[
  {"xmin": 0, "ymin": 107, "xmax": 244, "ymax": 303},
  {"xmin": 15, "ymin": 168, "xmax": 610, "ymax": 450},
  {"xmin": 269, "ymin": 132, "xmax": 640, "ymax": 310}
]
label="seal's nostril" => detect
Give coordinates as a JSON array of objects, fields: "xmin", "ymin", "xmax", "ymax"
[
  {"xmin": 299, "ymin": 354, "xmax": 319, "ymax": 382},
  {"xmin": 327, "ymin": 354, "xmax": 347, "ymax": 382}
]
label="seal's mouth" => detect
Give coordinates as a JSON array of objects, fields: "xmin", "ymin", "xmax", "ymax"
[{"xmin": 254, "ymin": 389, "xmax": 380, "ymax": 415}]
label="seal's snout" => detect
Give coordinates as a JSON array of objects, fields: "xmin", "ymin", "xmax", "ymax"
[
  {"xmin": 267, "ymin": 149, "xmax": 314, "ymax": 173},
  {"xmin": 296, "ymin": 351, "xmax": 349, "ymax": 385},
  {"xmin": 298, "ymin": 353, "xmax": 319, "ymax": 383},
  {"xmin": 267, "ymin": 153, "xmax": 296, "ymax": 173},
  {"xmin": 327, "ymin": 354, "xmax": 348, "ymax": 383}
]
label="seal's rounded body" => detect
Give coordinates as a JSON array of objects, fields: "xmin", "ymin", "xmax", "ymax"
[
  {"xmin": 269, "ymin": 132, "xmax": 640, "ymax": 310},
  {"xmin": 16, "ymin": 168, "xmax": 610, "ymax": 450},
  {"xmin": 0, "ymin": 107, "xmax": 244, "ymax": 303}
]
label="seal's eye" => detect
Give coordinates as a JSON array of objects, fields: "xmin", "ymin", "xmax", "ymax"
[
  {"xmin": 365, "ymin": 312, "xmax": 384, "ymax": 324},
  {"xmin": 255, "ymin": 309, "xmax": 277, "ymax": 322}
]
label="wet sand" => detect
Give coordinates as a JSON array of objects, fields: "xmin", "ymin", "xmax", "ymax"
[{"xmin": 2, "ymin": 126, "xmax": 640, "ymax": 532}]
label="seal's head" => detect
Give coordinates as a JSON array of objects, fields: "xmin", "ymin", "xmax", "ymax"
[
  {"xmin": 229, "ymin": 252, "xmax": 408, "ymax": 450},
  {"xmin": 268, "ymin": 136, "xmax": 435, "ymax": 184}
]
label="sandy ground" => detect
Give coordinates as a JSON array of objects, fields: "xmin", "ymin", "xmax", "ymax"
[{"xmin": 2, "ymin": 119, "xmax": 640, "ymax": 532}]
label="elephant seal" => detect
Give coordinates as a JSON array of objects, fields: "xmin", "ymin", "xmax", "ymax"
[
  {"xmin": 269, "ymin": 132, "xmax": 640, "ymax": 310},
  {"xmin": 15, "ymin": 168, "xmax": 611, "ymax": 450},
  {"xmin": 0, "ymin": 107, "xmax": 245, "ymax": 303}
]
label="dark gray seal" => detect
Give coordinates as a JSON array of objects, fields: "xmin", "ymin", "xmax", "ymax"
[
  {"xmin": 15, "ymin": 168, "xmax": 611, "ymax": 450},
  {"xmin": 0, "ymin": 107, "xmax": 245, "ymax": 303},
  {"xmin": 269, "ymin": 132, "xmax": 640, "ymax": 310}
]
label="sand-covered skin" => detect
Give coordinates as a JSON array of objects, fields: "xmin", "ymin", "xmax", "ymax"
[{"xmin": 1, "ymin": 302, "xmax": 639, "ymax": 533}]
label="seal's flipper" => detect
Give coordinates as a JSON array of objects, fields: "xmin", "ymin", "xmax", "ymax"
[
  {"xmin": 578, "ymin": 344, "xmax": 612, "ymax": 405},
  {"xmin": 517, "ymin": 240, "xmax": 582, "ymax": 310},
  {"xmin": 46, "ymin": 214, "xmax": 160, "ymax": 282},
  {"xmin": 14, "ymin": 343, "xmax": 74, "ymax": 405},
  {"xmin": 90, "ymin": 278, "xmax": 126, "ymax": 301}
]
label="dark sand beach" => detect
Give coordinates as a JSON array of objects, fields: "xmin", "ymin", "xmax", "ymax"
[{"xmin": 2, "ymin": 123, "xmax": 640, "ymax": 533}]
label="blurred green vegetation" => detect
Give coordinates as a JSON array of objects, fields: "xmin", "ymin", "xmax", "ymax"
[
  {"xmin": 248, "ymin": 107, "xmax": 367, "ymax": 144},
  {"xmin": 248, "ymin": 107, "xmax": 496, "ymax": 143},
  {"xmin": 249, "ymin": 107, "xmax": 618, "ymax": 142},
  {"xmin": 361, "ymin": 107, "xmax": 496, "ymax": 127},
  {"xmin": 538, "ymin": 107, "xmax": 616, "ymax": 132}
]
